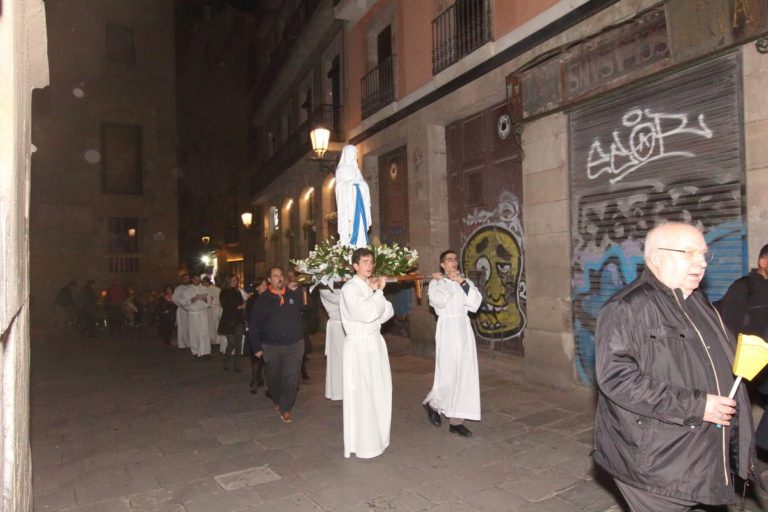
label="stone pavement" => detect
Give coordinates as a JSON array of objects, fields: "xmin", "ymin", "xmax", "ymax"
[{"xmin": 30, "ymin": 327, "xmax": 766, "ymax": 512}]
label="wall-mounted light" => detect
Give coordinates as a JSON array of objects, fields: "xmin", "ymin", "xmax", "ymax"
[
  {"xmin": 285, "ymin": 199, "xmax": 294, "ymax": 210},
  {"xmin": 241, "ymin": 211, "xmax": 253, "ymax": 229},
  {"xmin": 201, "ymin": 235, "xmax": 211, "ymax": 245},
  {"xmin": 309, "ymin": 105, "xmax": 339, "ymax": 173},
  {"xmin": 127, "ymin": 227, "xmax": 137, "ymax": 237},
  {"xmin": 303, "ymin": 187, "xmax": 315, "ymax": 200}
]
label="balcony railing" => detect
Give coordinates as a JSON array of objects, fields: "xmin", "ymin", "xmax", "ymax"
[
  {"xmin": 432, "ymin": 0, "xmax": 492, "ymax": 75},
  {"xmin": 252, "ymin": 104, "xmax": 341, "ymax": 193},
  {"xmin": 361, "ymin": 55, "xmax": 395, "ymax": 119}
]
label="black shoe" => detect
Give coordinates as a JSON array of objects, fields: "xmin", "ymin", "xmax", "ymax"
[
  {"xmin": 424, "ymin": 404, "xmax": 441, "ymax": 427},
  {"xmin": 449, "ymin": 424, "xmax": 472, "ymax": 437}
]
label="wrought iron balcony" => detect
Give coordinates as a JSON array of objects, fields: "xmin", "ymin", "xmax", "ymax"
[
  {"xmin": 432, "ymin": 0, "xmax": 492, "ymax": 75},
  {"xmin": 361, "ymin": 55, "xmax": 395, "ymax": 120}
]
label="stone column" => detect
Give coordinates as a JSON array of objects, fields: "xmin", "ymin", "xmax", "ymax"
[
  {"xmin": 744, "ymin": 43, "xmax": 768, "ymax": 260},
  {"xmin": 520, "ymin": 112, "xmax": 575, "ymax": 390}
]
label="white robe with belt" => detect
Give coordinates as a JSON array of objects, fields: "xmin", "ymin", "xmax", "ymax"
[
  {"xmin": 205, "ymin": 285, "xmax": 226, "ymax": 347},
  {"xmin": 424, "ymin": 277, "xmax": 483, "ymax": 421},
  {"xmin": 182, "ymin": 284, "xmax": 210, "ymax": 357},
  {"xmin": 172, "ymin": 284, "xmax": 191, "ymax": 349},
  {"xmin": 320, "ymin": 288, "xmax": 345, "ymax": 401},
  {"xmin": 340, "ymin": 276, "xmax": 394, "ymax": 458}
]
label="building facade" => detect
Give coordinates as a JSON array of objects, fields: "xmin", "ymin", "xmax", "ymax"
[
  {"xmin": 333, "ymin": 0, "xmax": 768, "ymax": 389},
  {"xmin": 30, "ymin": 0, "xmax": 179, "ymax": 316},
  {"xmin": 184, "ymin": 0, "xmax": 768, "ymax": 390}
]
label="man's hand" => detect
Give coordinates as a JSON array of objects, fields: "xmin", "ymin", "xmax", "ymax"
[
  {"xmin": 704, "ymin": 394, "xmax": 736, "ymax": 426},
  {"xmin": 448, "ymin": 271, "xmax": 465, "ymax": 284},
  {"xmin": 287, "ymin": 282, "xmax": 299, "ymax": 291},
  {"xmin": 255, "ymin": 351, "xmax": 263, "ymax": 358},
  {"xmin": 431, "ymin": 272, "xmax": 443, "ymax": 281}
]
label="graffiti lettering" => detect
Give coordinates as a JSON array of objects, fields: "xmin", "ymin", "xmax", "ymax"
[{"xmin": 586, "ymin": 109, "xmax": 713, "ymax": 184}]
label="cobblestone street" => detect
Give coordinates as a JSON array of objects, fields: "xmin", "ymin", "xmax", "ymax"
[{"xmin": 30, "ymin": 327, "xmax": 765, "ymax": 512}]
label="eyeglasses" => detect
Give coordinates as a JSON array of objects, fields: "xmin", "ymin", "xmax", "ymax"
[{"xmin": 657, "ymin": 247, "xmax": 714, "ymax": 262}]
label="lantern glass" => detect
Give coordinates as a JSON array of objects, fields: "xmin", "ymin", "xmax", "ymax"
[
  {"xmin": 310, "ymin": 126, "xmax": 330, "ymax": 159},
  {"xmin": 240, "ymin": 212, "xmax": 253, "ymax": 229}
]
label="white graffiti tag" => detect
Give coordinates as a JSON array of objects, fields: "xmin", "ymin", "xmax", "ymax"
[{"xmin": 586, "ymin": 109, "xmax": 713, "ymax": 184}]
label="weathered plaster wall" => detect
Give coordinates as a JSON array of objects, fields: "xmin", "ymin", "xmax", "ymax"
[
  {"xmin": 0, "ymin": 0, "xmax": 49, "ymax": 510},
  {"xmin": 743, "ymin": 43, "xmax": 768, "ymax": 261}
]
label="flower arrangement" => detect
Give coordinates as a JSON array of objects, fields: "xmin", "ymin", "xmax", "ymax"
[{"xmin": 291, "ymin": 238, "xmax": 419, "ymax": 289}]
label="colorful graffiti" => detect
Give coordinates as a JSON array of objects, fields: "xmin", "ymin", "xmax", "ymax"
[
  {"xmin": 571, "ymin": 54, "xmax": 745, "ymax": 386},
  {"xmin": 461, "ymin": 191, "xmax": 526, "ymax": 342}
]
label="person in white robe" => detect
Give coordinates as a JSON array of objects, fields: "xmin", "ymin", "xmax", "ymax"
[
  {"xmin": 340, "ymin": 248, "xmax": 394, "ymax": 458},
  {"xmin": 183, "ymin": 274, "xmax": 211, "ymax": 357},
  {"xmin": 320, "ymin": 287, "xmax": 345, "ymax": 401},
  {"xmin": 335, "ymin": 145, "xmax": 371, "ymax": 249},
  {"xmin": 172, "ymin": 274, "xmax": 191, "ymax": 350},
  {"xmin": 423, "ymin": 250, "xmax": 483, "ymax": 437},
  {"xmin": 203, "ymin": 276, "xmax": 226, "ymax": 348}
]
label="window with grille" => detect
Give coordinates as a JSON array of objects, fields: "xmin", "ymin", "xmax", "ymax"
[{"xmin": 108, "ymin": 217, "xmax": 139, "ymax": 273}]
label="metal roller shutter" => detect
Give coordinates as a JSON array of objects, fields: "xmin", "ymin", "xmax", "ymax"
[{"xmin": 569, "ymin": 52, "xmax": 745, "ymax": 386}]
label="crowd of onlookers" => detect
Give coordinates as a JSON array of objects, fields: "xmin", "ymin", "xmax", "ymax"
[{"xmin": 54, "ymin": 273, "xmax": 314, "ymax": 395}]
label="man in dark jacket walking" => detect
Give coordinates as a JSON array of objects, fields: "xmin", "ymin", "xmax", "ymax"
[
  {"xmin": 248, "ymin": 267, "xmax": 305, "ymax": 423},
  {"xmin": 594, "ymin": 222, "xmax": 755, "ymax": 511},
  {"xmin": 717, "ymin": 243, "xmax": 768, "ymax": 454},
  {"xmin": 718, "ymin": 243, "xmax": 768, "ymax": 341}
]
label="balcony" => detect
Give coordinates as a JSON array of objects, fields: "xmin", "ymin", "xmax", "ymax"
[
  {"xmin": 432, "ymin": 0, "xmax": 492, "ymax": 75},
  {"xmin": 361, "ymin": 55, "xmax": 395, "ymax": 120},
  {"xmin": 252, "ymin": 104, "xmax": 341, "ymax": 193}
]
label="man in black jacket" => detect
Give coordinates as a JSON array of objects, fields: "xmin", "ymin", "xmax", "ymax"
[
  {"xmin": 594, "ymin": 222, "xmax": 754, "ymax": 511},
  {"xmin": 718, "ymin": 243, "xmax": 768, "ymax": 341},
  {"xmin": 717, "ymin": 243, "xmax": 768, "ymax": 454},
  {"xmin": 248, "ymin": 267, "xmax": 305, "ymax": 423}
]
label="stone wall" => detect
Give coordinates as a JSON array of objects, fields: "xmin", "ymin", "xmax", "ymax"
[
  {"xmin": 0, "ymin": 1, "xmax": 49, "ymax": 510},
  {"xmin": 743, "ymin": 42, "xmax": 768, "ymax": 261}
]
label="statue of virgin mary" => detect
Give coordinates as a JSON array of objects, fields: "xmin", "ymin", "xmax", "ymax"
[{"xmin": 335, "ymin": 145, "xmax": 371, "ymax": 248}]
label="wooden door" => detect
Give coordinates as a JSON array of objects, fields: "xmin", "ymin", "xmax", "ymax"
[
  {"xmin": 378, "ymin": 146, "xmax": 409, "ymax": 246},
  {"xmin": 446, "ymin": 102, "xmax": 525, "ymax": 354}
]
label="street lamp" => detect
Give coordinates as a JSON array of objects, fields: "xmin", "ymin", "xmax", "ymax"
[
  {"xmin": 309, "ymin": 105, "xmax": 339, "ymax": 173},
  {"xmin": 201, "ymin": 235, "xmax": 211, "ymax": 245},
  {"xmin": 241, "ymin": 211, "xmax": 253, "ymax": 229},
  {"xmin": 310, "ymin": 125, "xmax": 330, "ymax": 159}
]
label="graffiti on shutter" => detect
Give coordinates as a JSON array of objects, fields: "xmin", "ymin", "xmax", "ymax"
[{"xmin": 569, "ymin": 53, "xmax": 745, "ymax": 386}]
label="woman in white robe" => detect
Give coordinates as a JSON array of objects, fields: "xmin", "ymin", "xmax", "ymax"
[
  {"xmin": 340, "ymin": 270, "xmax": 394, "ymax": 459},
  {"xmin": 423, "ymin": 250, "xmax": 483, "ymax": 435},
  {"xmin": 320, "ymin": 287, "xmax": 345, "ymax": 401},
  {"xmin": 183, "ymin": 276, "xmax": 211, "ymax": 357},
  {"xmin": 172, "ymin": 276, "xmax": 191, "ymax": 350}
]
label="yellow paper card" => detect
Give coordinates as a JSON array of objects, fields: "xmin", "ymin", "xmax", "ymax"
[{"xmin": 733, "ymin": 334, "xmax": 768, "ymax": 381}]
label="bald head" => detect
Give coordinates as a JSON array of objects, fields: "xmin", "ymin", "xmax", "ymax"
[{"xmin": 644, "ymin": 223, "xmax": 708, "ymax": 296}]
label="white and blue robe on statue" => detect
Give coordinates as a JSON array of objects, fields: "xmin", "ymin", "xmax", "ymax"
[
  {"xmin": 340, "ymin": 276, "xmax": 394, "ymax": 458},
  {"xmin": 335, "ymin": 145, "xmax": 371, "ymax": 249},
  {"xmin": 320, "ymin": 288, "xmax": 345, "ymax": 401},
  {"xmin": 423, "ymin": 277, "xmax": 483, "ymax": 421}
]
